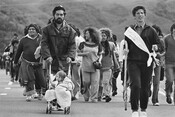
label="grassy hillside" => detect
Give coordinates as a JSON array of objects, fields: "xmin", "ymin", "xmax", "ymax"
[{"xmin": 0, "ymin": 0, "xmax": 174, "ymax": 53}]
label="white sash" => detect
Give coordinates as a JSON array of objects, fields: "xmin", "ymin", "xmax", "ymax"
[{"xmin": 124, "ymin": 27, "xmax": 155, "ymax": 66}]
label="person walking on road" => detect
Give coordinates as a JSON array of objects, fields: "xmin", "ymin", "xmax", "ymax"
[
  {"xmin": 124, "ymin": 6, "xmax": 159, "ymax": 117},
  {"xmin": 14, "ymin": 24, "xmax": 46, "ymax": 101},
  {"xmin": 69, "ymin": 24, "xmax": 85, "ymax": 100},
  {"xmin": 164, "ymin": 23, "xmax": 175, "ymax": 105},
  {"xmin": 150, "ymin": 25, "xmax": 165, "ymax": 106},
  {"xmin": 78, "ymin": 27, "xmax": 102, "ymax": 103},
  {"xmin": 41, "ymin": 5, "xmax": 76, "ymax": 74},
  {"xmin": 98, "ymin": 28, "xmax": 119, "ymax": 102}
]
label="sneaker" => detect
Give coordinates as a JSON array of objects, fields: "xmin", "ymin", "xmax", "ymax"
[
  {"xmin": 140, "ymin": 111, "xmax": 147, "ymax": 117},
  {"xmin": 26, "ymin": 96, "xmax": 32, "ymax": 102},
  {"xmin": 71, "ymin": 96, "xmax": 78, "ymax": 101},
  {"xmin": 132, "ymin": 111, "xmax": 139, "ymax": 117},
  {"xmin": 102, "ymin": 96, "xmax": 106, "ymax": 100},
  {"xmin": 166, "ymin": 96, "xmax": 172, "ymax": 104},
  {"xmin": 105, "ymin": 96, "xmax": 112, "ymax": 102},
  {"xmin": 8, "ymin": 81, "xmax": 13, "ymax": 85},
  {"xmin": 112, "ymin": 91, "xmax": 117, "ymax": 96},
  {"xmin": 153, "ymin": 102, "xmax": 160, "ymax": 106},
  {"xmin": 75, "ymin": 92, "xmax": 80, "ymax": 99},
  {"xmin": 32, "ymin": 93, "xmax": 39, "ymax": 99}
]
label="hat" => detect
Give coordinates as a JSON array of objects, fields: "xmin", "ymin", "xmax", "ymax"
[{"xmin": 52, "ymin": 5, "xmax": 66, "ymax": 16}]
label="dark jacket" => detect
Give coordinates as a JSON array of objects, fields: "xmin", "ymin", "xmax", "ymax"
[
  {"xmin": 125, "ymin": 24, "xmax": 159, "ymax": 63},
  {"xmin": 41, "ymin": 20, "xmax": 76, "ymax": 61}
]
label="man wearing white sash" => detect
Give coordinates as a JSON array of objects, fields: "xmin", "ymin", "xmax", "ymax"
[{"xmin": 124, "ymin": 6, "xmax": 159, "ymax": 117}]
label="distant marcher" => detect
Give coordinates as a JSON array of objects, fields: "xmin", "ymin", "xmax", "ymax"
[
  {"xmin": 164, "ymin": 23, "xmax": 175, "ymax": 105},
  {"xmin": 98, "ymin": 28, "xmax": 119, "ymax": 102},
  {"xmin": 78, "ymin": 27, "xmax": 102, "ymax": 102},
  {"xmin": 111, "ymin": 34, "xmax": 120, "ymax": 96},
  {"xmin": 69, "ymin": 23, "xmax": 85, "ymax": 100},
  {"xmin": 4, "ymin": 33, "xmax": 19, "ymax": 85},
  {"xmin": 9, "ymin": 40, "xmax": 19, "ymax": 84},
  {"xmin": 150, "ymin": 24, "xmax": 165, "ymax": 106}
]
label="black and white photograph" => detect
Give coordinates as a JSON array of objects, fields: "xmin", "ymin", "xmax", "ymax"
[{"xmin": 0, "ymin": 0, "xmax": 175, "ymax": 117}]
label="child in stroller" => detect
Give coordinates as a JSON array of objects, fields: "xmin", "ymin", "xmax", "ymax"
[{"xmin": 45, "ymin": 70, "xmax": 74, "ymax": 114}]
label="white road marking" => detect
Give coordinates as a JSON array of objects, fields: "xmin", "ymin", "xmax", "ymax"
[
  {"xmin": 5, "ymin": 87, "xmax": 11, "ymax": 90},
  {"xmin": 0, "ymin": 93, "xmax": 7, "ymax": 95}
]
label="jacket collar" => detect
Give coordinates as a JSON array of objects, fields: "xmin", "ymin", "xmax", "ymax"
[
  {"xmin": 25, "ymin": 34, "xmax": 38, "ymax": 40},
  {"xmin": 133, "ymin": 23, "xmax": 150, "ymax": 30}
]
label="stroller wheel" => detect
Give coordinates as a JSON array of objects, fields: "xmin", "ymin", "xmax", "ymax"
[
  {"xmin": 48, "ymin": 107, "xmax": 52, "ymax": 114},
  {"xmin": 66, "ymin": 107, "xmax": 70, "ymax": 114},
  {"xmin": 64, "ymin": 107, "xmax": 70, "ymax": 114},
  {"xmin": 64, "ymin": 107, "xmax": 67, "ymax": 114}
]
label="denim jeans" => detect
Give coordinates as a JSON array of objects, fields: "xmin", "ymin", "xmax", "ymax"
[
  {"xmin": 165, "ymin": 64, "xmax": 175, "ymax": 100},
  {"xmin": 152, "ymin": 65, "xmax": 161, "ymax": 104}
]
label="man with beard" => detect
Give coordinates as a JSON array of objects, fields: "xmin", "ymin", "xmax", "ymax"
[{"xmin": 41, "ymin": 5, "xmax": 76, "ymax": 74}]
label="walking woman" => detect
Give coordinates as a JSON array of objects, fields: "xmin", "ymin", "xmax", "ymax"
[
  {"xmin": 78, "ymin": 27, "xmax": 102, "ymax": 102},
  {"xmin": 151, "ymin": 25, "xmax": 165, "ymax": 106},
  {"xmin": 98, "ymin": 28, "xmax": 119, "ymax": 102},
  {"xmin": 14, "ymin": 24, "xmax": 46, "ymax": 101}
]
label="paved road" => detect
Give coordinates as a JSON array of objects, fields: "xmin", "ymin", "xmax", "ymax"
[{"xmin": 0, "ymin": 69, "xmax": 174, "ymax": 117}]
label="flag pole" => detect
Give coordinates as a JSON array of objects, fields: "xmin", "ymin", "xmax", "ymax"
[{"xmin": 123, "ymin": 40, "xmax": 128, "ymax": 111}]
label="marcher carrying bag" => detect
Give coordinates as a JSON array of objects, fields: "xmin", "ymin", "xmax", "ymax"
[{"xmin": 93, "ymin": 59, "xmax": 102, "ymax": 69}]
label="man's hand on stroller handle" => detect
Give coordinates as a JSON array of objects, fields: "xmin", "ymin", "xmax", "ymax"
[{"xmin": 46, "ymin": 57, "xmax": 53, "ymax": 63}]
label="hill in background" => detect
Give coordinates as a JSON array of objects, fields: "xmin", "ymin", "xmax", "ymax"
[{"xmin": 0, "ymin": 0, "xmax": 174, "ymax": 53}]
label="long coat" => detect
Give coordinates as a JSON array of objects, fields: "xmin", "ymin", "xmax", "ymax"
[{"xmin": 41, "ymin": 20, "xmax": 76, "ymax": 72}]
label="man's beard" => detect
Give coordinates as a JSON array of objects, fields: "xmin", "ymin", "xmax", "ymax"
[{"xmin": 54, "ymin": 18, "xmax": 63, "ymax": 24}]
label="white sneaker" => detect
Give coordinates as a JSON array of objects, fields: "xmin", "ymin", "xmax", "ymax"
[
  {"xmin": 8, "ymin": 81, "xmax": 13, "ymax": 85},
  {"xmin": 26, "ymin": 96, "xmax": 32, "ymax": 102},
  {"xmin": 75, "ymin": 92, "xmax": 80, "ymax": 99},
  {"xmin": 132, "ymin": 111, "xmax": 139, "ymax": 117},
  {"xmin": 32, "ymin": 93, "xmax": 39, "ymax": 99},
  {"xmin": 153, "ymin": 102, "xmax": 160, "ymax": 106},
  {"xmin": 140, "ymin": 111, "xmax": 147, "ymax": 117}
]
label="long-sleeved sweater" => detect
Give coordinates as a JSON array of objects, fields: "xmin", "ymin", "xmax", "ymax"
[
  {"xmin": 14, "ymin": 35, "xmax": 40, "ymax": 64},
  {"xmin": 164, "ymin": 34, "xmax": 175, "ymax": 64}
]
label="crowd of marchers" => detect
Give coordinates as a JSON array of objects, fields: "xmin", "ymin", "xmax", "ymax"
[{"xmin": 1, "ymin": 5, "xmax": 175, "ymax": 117}]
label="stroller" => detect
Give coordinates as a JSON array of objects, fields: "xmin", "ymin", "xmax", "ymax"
[{"xmin": 45, "ymin": 63, "xmax": 73, "ymax": 114}]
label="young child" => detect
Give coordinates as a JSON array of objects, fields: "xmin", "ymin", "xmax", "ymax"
[{"xmin": 45, "ymin": 70, "xmax": 74, "ymax": 110}]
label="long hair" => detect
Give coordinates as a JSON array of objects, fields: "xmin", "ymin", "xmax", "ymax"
[
  {"xmin": 83, "ymin": 27, "xmax": 101, "ymax": 44},
  {"xmin": 170, "ymin": 23, "xmax": 175, "ymax": 35},
  {"xmin": 99, "ymin": 28, "xmax": 113, "ymax": 56},
  {"xmin": 152, "ymin": 24, "xmax": 163, "ymax": 36}
]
